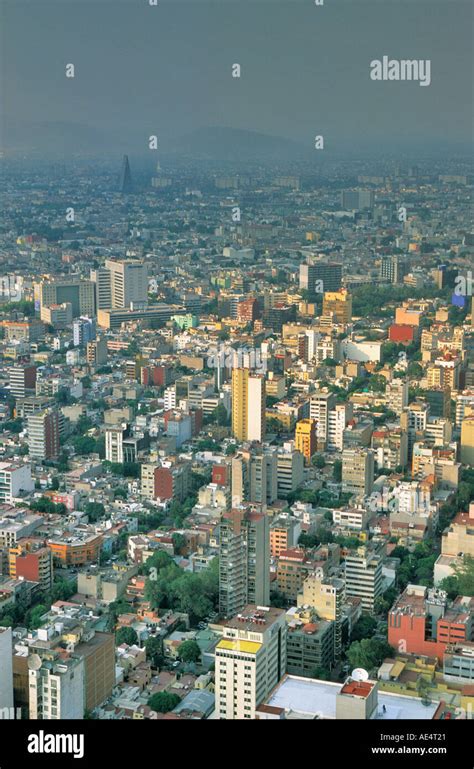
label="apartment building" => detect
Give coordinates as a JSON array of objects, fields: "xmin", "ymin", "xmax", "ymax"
[
  {"xmin": 344, "ymin": 547, "xmax": 384, "ymax": 613},
  {"xmin": 218, "ymin": 508, "xmax": 270, "ymax": 618},
  {"xmin": 215, "ymin": 605, "xmax": 287, "ymax": 719}
]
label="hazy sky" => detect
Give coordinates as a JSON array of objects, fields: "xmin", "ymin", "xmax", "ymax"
[{"xmin": 1, "ymin": 0, "xmax": 472, "ymax": 156}]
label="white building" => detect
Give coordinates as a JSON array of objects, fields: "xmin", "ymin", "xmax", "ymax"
[
  {"xmin": 0, "ymin": 461, "xmax": 34, "ymax": 504},
  {"xmin": 105, "ymin": 426, "xmax": 124, "ymax": 463},
  {"xmin": 215, "ymin": 606, "xmax": 287, "ymax": 720},
  {"xmin": 28, "ymin": 654, "xmax": 85, "ymax": 720}
]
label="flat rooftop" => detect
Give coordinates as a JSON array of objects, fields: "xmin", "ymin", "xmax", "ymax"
[
  {"xmin": 220, "ymin": 605, "xmax": 284, "ymax": 633},
  {"xmin": 265, "ymin": 676, "xmax": 439, "ymax": 720}
]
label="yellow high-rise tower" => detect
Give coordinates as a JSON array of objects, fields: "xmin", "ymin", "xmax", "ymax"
[{"xmin": 231, "ymin": 368, "xmax": 265, "ymax": 442}]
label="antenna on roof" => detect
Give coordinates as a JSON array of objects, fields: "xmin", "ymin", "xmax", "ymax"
[{"xmin": 351, "ymin": 668, "xmax": 369, "ymax": 681}]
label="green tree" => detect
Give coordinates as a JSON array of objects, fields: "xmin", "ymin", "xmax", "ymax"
[
  {"xmin": 347, "ymin": 638, "xmax": 393, "ymax": 672},
  {"xmin": 312, "ymin": 453, "xmax": 326, "ymax": 469},
  {"xmin": 145, "ymin": 635, "xmax": 164, "ymax": 668},
  {"xmin": 440, "ymin": 555, "xmax": 474, "ymax": 598},
  {"xmin": 351, "ymin": 615, "xmax": 378, "ymax": 642},
  {"xmin": 147, "ymin": 691, "xmax": 180, "ymax": 713},
  {"xmin": 115, "ymin": 626, "xmax": 138, "ymax": 646},
  {"xmin": 84, "ymin": 502, "xmax": 105, "ymax": 522},
  {"xmin": 179, "ymin": 639, "xmax": 201, "ymax": 663}
]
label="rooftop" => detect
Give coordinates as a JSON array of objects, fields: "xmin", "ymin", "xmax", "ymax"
[{"xmin": 264, "ymin": 675, "xmax": 439, "ymax": 720}]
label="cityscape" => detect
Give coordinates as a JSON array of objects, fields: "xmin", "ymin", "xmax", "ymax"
[{"xmin": 0, "ymin": 0, "xmax": 472, "ymax": 755}]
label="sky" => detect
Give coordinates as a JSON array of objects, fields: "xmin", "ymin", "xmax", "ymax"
[{"xmin": 1, "ymin": 0, "xmax": 472, "ymax": 157}]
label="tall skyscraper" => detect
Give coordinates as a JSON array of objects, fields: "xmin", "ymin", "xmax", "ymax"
[
  {"xmin": 231, "ymin": 368, "xmax": 265, "ymax": 443},
  {"xmin": 27, "ymin": 410, "xmax": 60, "ymax": 461},
  {"xmin": 119, "ymin": 154, "xmax": 133, "ymax": 193},
  {"xmin": 219, "ymin": 507, "xmax": 270, "ymax": 618}
]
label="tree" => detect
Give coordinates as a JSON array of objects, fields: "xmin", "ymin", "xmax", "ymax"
[
  {"xmin": 347, "ymin": 638, "xmax": 393, "ymax": 673},
  {"xmin": 84, "ymin": 502, "xmax": 105, "ymax": 522},
  {"xmin": 172, "ymin": 532, "xmax": 187, "ymax": 555},
  {"xmin": 312, "ymin": 666, "xmax": 331, "ymax": 680},
  {"xmin": 179, "ymin": 639, "xmax": 201, "ymax": 663},
  {"xmin": 351, "ymin": 615, "xmax": 378, "ymax": 642},
  {"xmin": 145, "ymin": 635, "xmax": 164, "ymax": 668},
  {"xmin": 115, "ymin": 626, "xmax": 138, "ymax": 646},
  {"xmin": 440, "ymin": 555, "xmax": 474, "ymax": 598},
  {"xmin": 332, "ymin": 460, "xmax": 342, "ymax": 483},
  {"xmin": 298, "ymin": 532, "xmax": 320, "ymax": 549},
  {"xmin": 147, "ymin": 691, "xmax": 181, "ymax": 713},
  {"xmin": 312, "ymin": 453, "xmax": 326, "ymax": 469}
]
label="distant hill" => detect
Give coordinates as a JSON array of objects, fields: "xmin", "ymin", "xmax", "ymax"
[{"xmin": 166, "ymin": 126, "xmax": 309, "ymax": 161}]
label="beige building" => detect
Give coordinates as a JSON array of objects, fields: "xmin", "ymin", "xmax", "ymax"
[
  {"xmin": 215, "ymin": 606, "xmax": 287, "ymax": 719},
  {"xmin": 460, "ymin": 415, "xmax": 474, "ymax": 465}
]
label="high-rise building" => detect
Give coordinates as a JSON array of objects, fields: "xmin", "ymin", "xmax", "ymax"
[
  {"xmin": 28, "ymin": 652, "xmax": 85, "ymax": 719},
  {"xmin": 231, "ymin": 448, "xmax": 277, "ymax": 507},
  {"xmin": 342, "ymin": 448, "xmax": 374, "ymax": 497},
  {"xmin": 0, "ymin": 627, "xmax": 14, "ymax": 711},
  {"xmin": 231, "ymin": 368, "xmax": 265, "ymax": 443},
  {"xmin": 105, "ymin": 426, "xmax": 124, "ymax": 463},
  {"xmin": 105, "ymin": 259, "xmax": 148, "ymax": 310},
  {"xmin": 380, "ymin": 254, "xmax": 408, "ymax": 284},
  {"xmin": 9, "ymin": 544, "xmax": 53, "ymax": 592},
  {"xmin": 73, "ymin": 317, "xmax": 96, "ymax": 347},
  {"xmin": 461, "ymin": 415, "xmax": 474, "ymax": 465},
  {"xmin": 309, "ymin": 389, "xmax": 337, "ymax": 447},
  {"xmin": 322, "ymin": 289, "xmax": 353, "ymax": 324},
  {"xmin": 294, "ymin": 418, "xmax": 317, "ymax": 465},
  {"xmin": 386, "ymin": 378, "xmax": 409, "ymax": 415},
  {"xmin": 86, "ymin": 337, "xmax": 108, "ymax": 367},
  {"xmin": 341, "ymin": 190, "xmax": 374, "ymax": 211},
  {"xmin": 9, "ymin": 365, "xmax": 37, "ymax": 398},
  {"xmin": 275, "ymin": 445, "xmax": 304, "ymax": 498},
  {"xmin": 219, "ymin": 508, "xmax": 270, "ymax": 618},
  {"xmin": 119, "ymin": 154, "xmax": 133, "ymax": 193},
  {"xmin": 27, "ymin": 410, "xmax": 60, "ymax": 460},
  {"xmin": 299, "ymin": 262, "xmax": 342, "ymax": 296},
  {"xmin": 298, "ymin": 575, "xmax": 345, "ymax": 659},
  {"xmin": 214, "ymin": 606, "xmax": 287, "ymax": 719},
  {"xmin": 90, "ymin": 267, "xmax": 112, "ymax": 311},
  {"xmin": 0, "ymin": 461, "xmax": 34, "ymax": 504},
  {"xmin": 35, "ymin": 277, "xmax": 95, "ymax": 319},
  {"xmin": 344, "ymin": 547, "xmax": 384, "ymax": 613}
]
